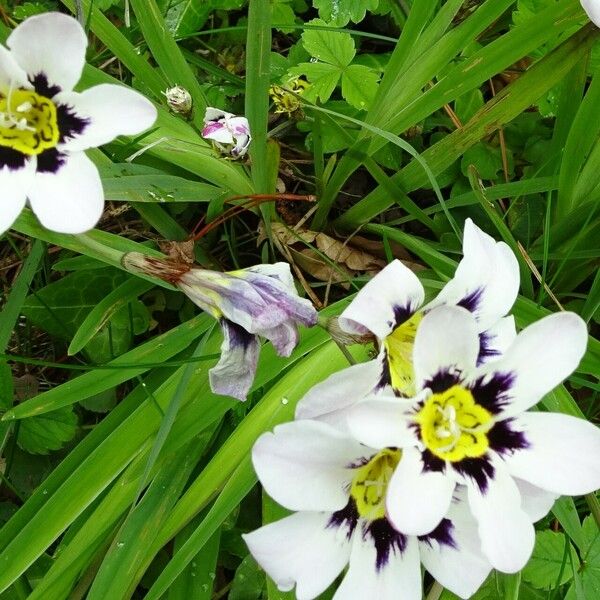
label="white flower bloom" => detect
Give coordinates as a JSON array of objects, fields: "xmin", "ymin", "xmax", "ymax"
[
  {"xmin": 296, "ymin": 219, "xmax": 519, "ymax": 429},
  {"xmin": 122, "ymin": 253, "xmax": 317, "ymax": 401},
  {"xmin": 244, "ymin": 420, "xmax": 494, "ymax": 600},
  {"xmin": 201, "ymin": 107, "xmax": 251, "ymax": 157},
  {"xmin": 347, "ymin": 305, "xmax": 600, "ymax": 574},
  {"xmin": 0, "ymin": 13, "xmax": 157, "ymax": 234},
  {"xmin": 581, "ymin": 0, "xmax": 600, "ymax": 27}
]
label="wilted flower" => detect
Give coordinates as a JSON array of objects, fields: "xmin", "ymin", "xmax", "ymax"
[
  {"xmin": 581, "ymin": 0, "xmax": 600, "ymax": 27},
  {"xmin": 244, "ymin": 419, "xmax": 497, "ymax": 600},
  {"xmin": 269, "ymin": 77, "xmax": 309, "ymax": 116},
  {"xmin": 0, "ymin": 12, "xmax": 157, "ymax": 235},
  {"xmin": 347, "ymin": 305, "xmax": 600, "ymax": 573},
  {"xmin": 122, "ymin": 253, "xmax": 317, "ymax": 400},
  {"xmin": 163, "ymin": 85, "xmax": 192, "ymax": 117},
  {"xmin": 296, "ymin": 219, "xmax": 518, "ymax": 429},
  {"xmin": 201, "ymin": 107, "xmax": 251, "ymax": 158}
]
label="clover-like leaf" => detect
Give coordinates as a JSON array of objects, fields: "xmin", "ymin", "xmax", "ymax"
[
  {"xmin": 313, "ymin": 0, "xmax": 379, "ymax": 26},
  {"xmin": 341, "ymin": 64, "xmax": 379, "ymax": 110},
  {"xmin": 17, "ymin": 405, "xmax": 78, "ymax": 455}
]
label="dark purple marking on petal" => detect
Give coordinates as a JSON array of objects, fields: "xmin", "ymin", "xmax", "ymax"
[
  {"xmin": 418, "ymin": 518, "xmax": 456, "ymax": 549},
  {"xmin": 469, "ymin": 371, "xmax": 515, "ymax": 415},
  {"xmin": 222, "ymin": 318, "xmax": 254, "ymax": 351},
  {"xmin": 423, "ymin": 368, "xmax": 462, "ymax": 394},
  {"xmin": 458, "ymin": 287, "xmax": 484, "ymax": 314},
  {"xmin": 453, "ymin": 457, "xmax": 494, "ymax": 493},
  {"xmin": 420, "ymin": 447, "xmax": 446, "ymax": 473},
  {"xmin": 477, "ymin": 331, "xmax": 500, "ymax": 366},
  {"xmin": 488, "ymin": 418, "xmax": 530, "ymax": 456},
  {"xmin": 0, "ymin": 147, "xmax": 27, "ymax": 170},
  {"xmin": 36, "ymin": 148, "xmax": 67, "ymax": 173},
  {"xmin": 327, "ymin": 498, "xmax": 359, "ymax": 540},
  {"xmin": 30, "ymin": 73, "xmax": 61, "ymax": 98},
  {"xmin": 202, "ymin": 122, "xmax": 225, "ymax": 136},
  {"xmin": 55, "ymin": 103, "xmax": 90, "ymax": 143},
  {"xmin": 376, "ymin": 349, "xmax": 392, "ymax": 391},
  {"xmin": 364, "ymin": 518, "xmax": 408, "ymax": 572},
  {"xmin": 387, "ymin": 302, "xmax": 417, "ymax": 330}
]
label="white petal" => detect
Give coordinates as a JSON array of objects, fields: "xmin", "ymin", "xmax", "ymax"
[
  {"xmin": 208, "ymin": 320, "xmax": 259, "ymax": 401},
  {"xmin": 582, "ymin": 0, "xmax": 600, "ymax": 28},
  {"xmin": 413, "ymin": 305, "xmax": 479, "ymax": 391},
  {"xmin": 0, "ymin": 159, "xmax": 35, "ymax": 234},
  {"xmin": 246, "ymin": 262, "xmax": 295, "ymax": 293},
  {"xmin": 260, "ymin": 321, "xmax": 298, "ymax": 357},
  {"xmin": 295, "ymin": 359, "xmax": 382, "ymax": 430},
  {"xmin": 466, "ymin": 459, "xmax": 534, "ymax": 573},
  {"xmin": 386, "ymin": 447, "xmax": 455, "ymax": 536},
  {"xmin": 515, "ymin": 478, "xmax": 557, "ymax": 523},
  {"xmin": 0, "ymin": 45, "xmax": 30, "ymax": 91},
  {"xmin": 8, "ymin": 12, "xmax": 87, "ymax": 92},
  {"xmin": 28, "ymin": 152, "xmax": 103, "ymax": 234},
  {"xmin": 252, "ymin": 420, "xmax": 367, "ymax": 512},
  {"xmin": 202, "ymin": 122, "xmax": 234, "ymax": 144},
  {"xmin": 504, "ymin": 412, "xmax": 600, "ymax": 495},
  {"xmin": 339, "ymin": 260, "xmax": 424, "ymax": 339},
  {"xmin": 243, "ymin": 512, "xmax": 350, "ymax": 600},
  {"xmin": 481, "ymin": 312, "xmax": 588, "ymax": 417},
  {"xmin": 479, "ymin": 316, "xmax": 516, "ymax": 365},
  {"xmin": 430, "ymin": 219, "xmax": 519, "ymax": 331},
  {"xmin": 346, "ymin": 396, "xmax": 418, "ymax": 449},
  {"xmin": 55, "ymin": 84, "xmax": 157, "ymax": 152},
  {"xmin": 204, "ymin": 107, "xmax": 234, "ymax": 122},
  {"xmin": 419, "ymin": 497, "xmax": 492, "ymax": 599},
  {"xmin": 334, "ymin": 532, "xmax": 421, "ymax": 600}
]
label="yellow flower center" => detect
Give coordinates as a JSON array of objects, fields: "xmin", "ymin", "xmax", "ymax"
[
  {"xmin": 0, "ymin": 88, "xmax": 59, "ymax": 155},
  {"xmin": 415, "ymin": 385, "xmax": 493, "ymax": 462},
  {"xmin": 383, "ymin": 311, "xmax": 423, "ymax": 396},
  {"xmin": 350, "ymin": 449, "xmax": 401, "ymax": 521}
]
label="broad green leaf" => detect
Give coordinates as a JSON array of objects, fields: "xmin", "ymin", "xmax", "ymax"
[
  {"xmin": 229, "ymin": 555, "xmax": 264, "ymax": 600},
  {"xmin": 341, "ymin": 64, "xmax": 379, "ymax": 110},
  {"xmin": 313, "ymin": 0, "xmax": 378, "ymax": 26},
  {"xmin": 565, "ymin": 516, "xmax": 600, "ymax": 599},
  {"xmin": 522, "ymin": 530, "xmax": 578, "ymax": 589},
  {"xmin": 290, "ymin": 62, "xmax": 341, "ymax": 103},
  {"xmin": 301, "ymin": 23, "xmax": 355, "ymax": 67},
  {"xmin": 16, "ymin": 406, "xmax": 78, "ymax": 456}
]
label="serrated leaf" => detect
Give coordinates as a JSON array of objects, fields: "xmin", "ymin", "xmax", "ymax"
[
  {"xmin": 289, "ymin": 62, "xmax": 341, "ymax": 103},
  {"xmin": 522, "ymin": 530, "xmax": 578, "ymax": 590},
  {"xmin": 229, "ymin": 555, "xmax": 264, "ymax": 600},
  {"xmin": 565, "ymin": 516, "xmax": 600, "ymax": 599},
  {"xmin": 313, "ymin": 0, "xmax": 378, "ymax": 26},
  {"xmin": 301, "ymin": 22, "xmax": 355, "ymax": 67},
  {"xmin": 16, "ymin": 406, "xmax": 78, "ymax": 455},
  {"xmin": 341, "ymin": 64, "xmax": 379, "ymax": 110}
]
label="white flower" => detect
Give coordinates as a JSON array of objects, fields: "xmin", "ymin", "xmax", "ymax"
[
  {"xmin": 122, "ymin": 253, "xmax": 317, "ymax": 401},
  {"xmin": 244, "ymin": 420, "xmax": 495, "ymax": 600},
  {"xmin": 201, "ymin": 107, "xmax": 251, "ymax": 157},
  {"xmin": 296, "ymin": 218, "xmax": 519, "ymax": 429},
  {"xmin": 346, "ymin": 305, "xmax": 600, "ymax": 574},
  {"xmin": 0, "ymin": 12, "xmax": 157, "ymax": 234},
  {"xmin": 581, "ymin": 0, "xmax": 600, "ymax": 27}
]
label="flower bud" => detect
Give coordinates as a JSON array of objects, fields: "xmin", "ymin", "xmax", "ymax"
[{"xmin": 163, "ymin": 86, "xmax": 193, "ymax": 117}]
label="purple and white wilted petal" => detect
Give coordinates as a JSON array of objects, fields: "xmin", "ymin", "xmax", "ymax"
[
  {"xmin": 244, "ymin": 420, "xmax": 494, "ymax": 600},
  {"xmin": 346, "ymin": 305, "xmax": 600, "ymax": 574},
  {"xmin": 295, "ymin": 218, "xmax": 519, "ymax": 429},
  {"xmin": 201, "ymin": 107, "xmax": 251, "ymax": 158},
  {"xmin": 0, "ymin": 13, "xmax": 157, "ymax": 234},
  {"xmin": 122, "ymin": 253, "xmax": 317, "ymax": 401}
]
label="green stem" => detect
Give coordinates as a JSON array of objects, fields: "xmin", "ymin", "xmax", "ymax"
[
  {"xmin": 585, "ymin": 493, "xmax": 600, "ymax": 530},
  {"xmin": 425, "ymin": 581, "xmax": 444, "ymax": 600}
]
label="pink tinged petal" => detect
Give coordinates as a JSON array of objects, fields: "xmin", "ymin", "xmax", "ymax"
[
  {"xmin": 431, "ymin": 219, "xmax": 519, "ymax": 331},
  {"xmin": 28, "ymin": 152, "xmax": 103, "ymax": 234},
  {"xmin": 466, "ymin": 459, "xmax": 534, "ymax": 573},
  {"xmin": 0, "ymin": 45, "xmax": 30, "ymax": 91},
  {"xmin": 339, "ymin": 260, "xmax": 424, "ymax": 339},
  {"xmin": 385, "ymin": 446, "xmax": 455, "ymax": 536},
  {"xmin": 482, "ymin": 312, "xmax": 588, "ymax": 417},
  {"xmin": 295, "ymin": 359, "xmax": 382, "ymax": 428},
  {"xmin": 202, "ymin": 122, "xmax": 234, "ymax": 144},
  {"xmin": 346, "ymin": 396, "xmax": 418, "ymax": 449},
  {"xmin": 504, "ymin": 412, "xmax": 600, "ymax": 495},
  {"xmin": 582, "ymin": 0, "xmax": 600, "ymax": 27},
  {"xmin": 413, "ymin": 305, "xmax": 479, "ymax": 391},
  {"xmin": 251, "ymin": 420, "xmax": 368, "ymax": 512},
  {"xmin": 0, "ymin": 158, "xmax": 36, "ymax": 235},
  {"xmin": 261, "ymin": 321, "xmax": 298, "ymax": 357},
  {"xmin": 228, "ymin": 116, "xmax": 251, "ymax": 136},
  {"xmin": 55, "ymin": 84, "xmax": 157, "ymax": 152},
  {"xmin": 208, "ymin": 320, "xmax": 259, "ymax": 401},
  {"xmin": 418, "ymin": 497, "xmax": 492, "ymax": 599},
  {"xmin": 333, "ymin": 531, "xmax": 422, "ymax": 600},
  {"xmin": 243, "ymin": 512, "xmax": 351, "ymax": 600},
  {"xmin": 515, "ymin": 477, "xmax": 558, "ymax": 523},
  {"xmin": 7, "ymin": 12, "xmax": 87, "ymax": 92}
]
